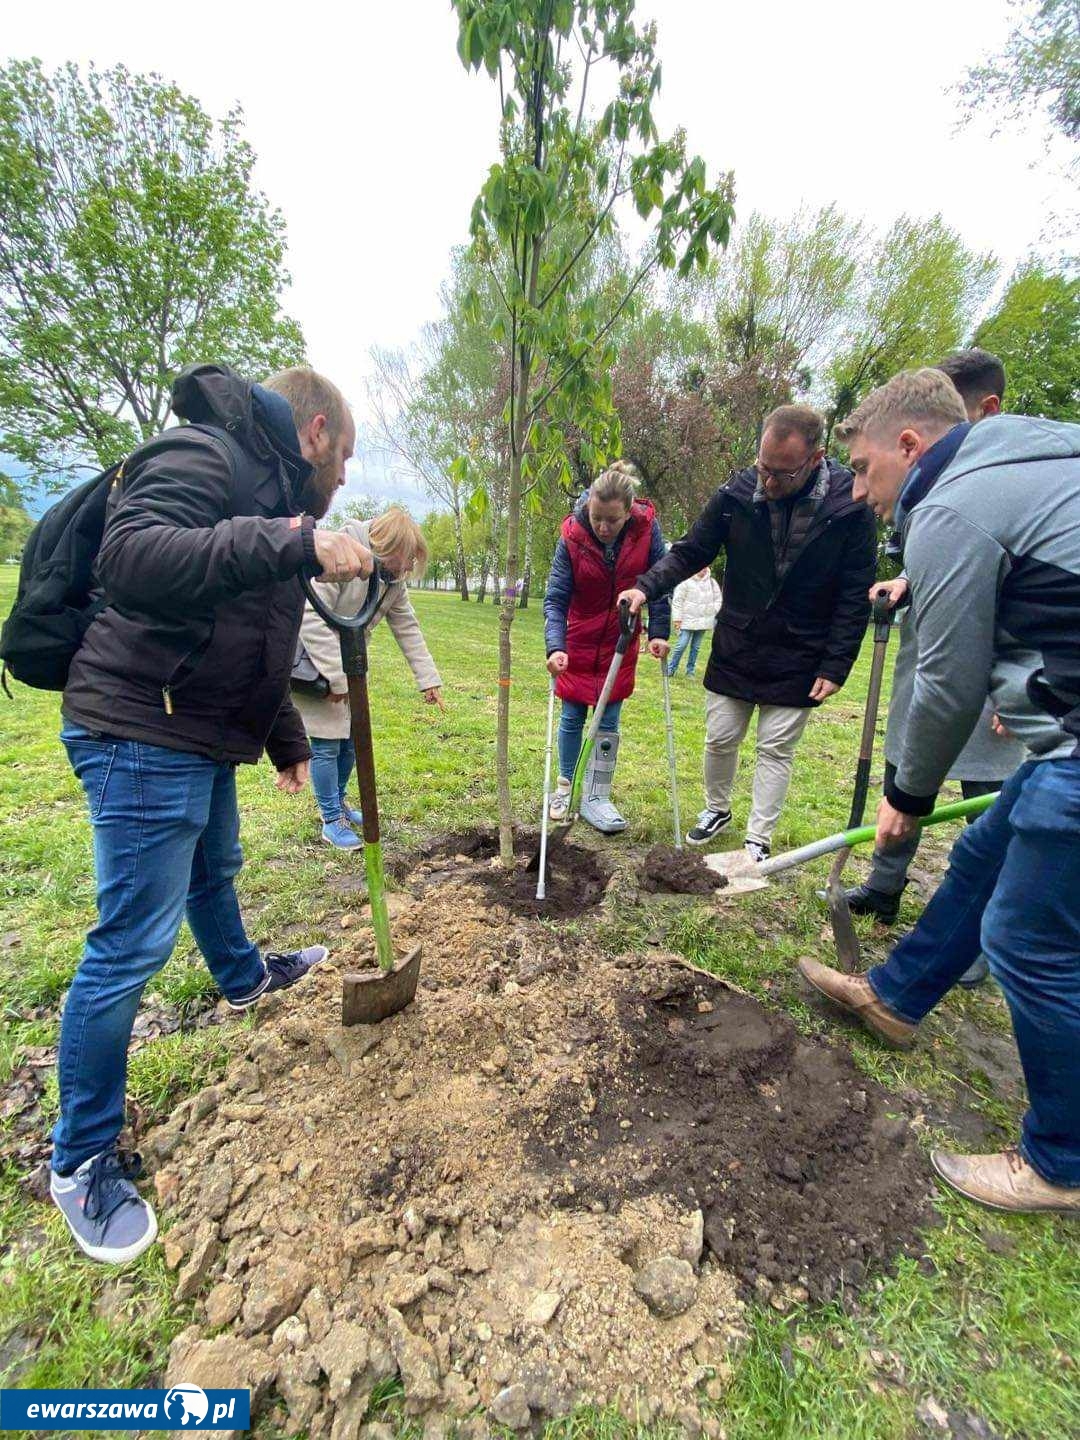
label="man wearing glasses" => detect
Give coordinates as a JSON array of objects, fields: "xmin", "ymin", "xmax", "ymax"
[{"xmin": 621, "ymin": 404, "xmax": 877, "ymax": 860}]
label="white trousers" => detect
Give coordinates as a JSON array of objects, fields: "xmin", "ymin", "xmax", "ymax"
[{"xmin": 704, "ymin": 693, "xmax": 812, "ymax": 844}]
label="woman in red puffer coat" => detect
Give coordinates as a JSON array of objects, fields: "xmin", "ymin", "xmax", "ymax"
[{"xmin": 542, "ymin": 462, "xmax": 671, "ymax": 833}]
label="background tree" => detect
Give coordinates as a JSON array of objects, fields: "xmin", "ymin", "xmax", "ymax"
[
  {"xmin": 975, "ymin": 262, "xmax": 1080, "ymax": 419},
  {"xmin": 825, "ymin": 215, "xmax": 997, "ymax": 438},
  {"xmin": 453, "ymin": 0, "xmax": 734, "ymax": 862},
  {"xmin": 0, "ymin": 474, "xmax": 33, "ymax": 559},
  {"xmin": 960, "ymin": 0, "xmax": 1080, "ymax": 144},
  {"xmin": 0, "ymin": 59, "xmax": 304, "ymax": 497}
]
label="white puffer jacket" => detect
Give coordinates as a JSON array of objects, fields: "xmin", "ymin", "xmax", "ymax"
[{"xmin": 672, "ymin": 573, "xmax": 722, "ymax": 631}]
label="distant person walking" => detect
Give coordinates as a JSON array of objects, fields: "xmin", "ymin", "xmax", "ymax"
[{"xmin": 666, "ymin": 568, "xmax": 722, "ymax": 678}]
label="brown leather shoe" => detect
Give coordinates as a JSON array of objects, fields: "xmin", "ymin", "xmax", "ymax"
[
  {"xmin": 796, "ymin": 956, "xmax": 916, "ymax": 1048},
  {"xmin": 931, "ymin": 1147, "xmax": 1080, "ymax": 1214}
]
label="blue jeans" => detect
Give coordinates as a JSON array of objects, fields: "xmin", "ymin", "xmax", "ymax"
[
  {"xmin": 557, "ymin": 699, "xmax": 622, "ymax": 781},
  {"xmin": 310, "ymin": 736, "xmax": 356, "ymax": 822},
  {"xmin": 666, "ymin": 628, "xmax": 705, "ymax": 677},
  {"xmin": 868, "ymin": 759, "xmax": 1080, "ymax": 1186},
  {"xmin": 54, "ymin": 726, "xmax": 267, "ymax": 1174}
]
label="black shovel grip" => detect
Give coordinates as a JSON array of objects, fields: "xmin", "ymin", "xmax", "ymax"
[
  {"xmin": 614, "ymin": 597, "xmax": 637, "ymax": 654},
  {"xmin": 300, "ymin": 561, "xmax": 389, "ymax": 634}
]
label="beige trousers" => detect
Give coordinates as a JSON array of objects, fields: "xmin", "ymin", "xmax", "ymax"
[{"xmin": 704, "ymin": 693, "xmax": 812, "ymax": 845}]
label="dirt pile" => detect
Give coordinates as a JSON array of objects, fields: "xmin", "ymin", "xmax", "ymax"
[
  {"xmin": 639, "ymin": 845, "xmax": 727, "ymax": 895},
  {"xmin": 413, "ymin": 831, "xmax": 611, "ymax": 918},
  {"xmin": 147, "ymin": 860, "xmax": 932, "ymax": 1437}
]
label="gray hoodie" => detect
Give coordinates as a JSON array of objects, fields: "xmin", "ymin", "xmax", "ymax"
[{"xmin": 889, "ymin": 413, "xmax": 1080, "ymax": 812}]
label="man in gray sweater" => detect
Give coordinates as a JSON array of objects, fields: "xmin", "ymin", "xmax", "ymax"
[
  {"xmin": 799, "ymin": 368, "xmax": 1080, "ymax": 1216},
  {"xmin": 840, "ymin": 350, "xmax": 1026, "ymax": 991}
]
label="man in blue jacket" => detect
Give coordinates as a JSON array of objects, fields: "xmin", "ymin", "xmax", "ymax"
[{"xmin": 799, "ymin": 367, "xmax": 1080, "ymax": 1215}]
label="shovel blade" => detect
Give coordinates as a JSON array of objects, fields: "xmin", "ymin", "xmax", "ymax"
[
  {"xmin": 342, "ymin": 945, "xmax": 422, "ymax": 1026},
  {"xmin": 825, "ymin": 849, "xmax": 861, "ymax": 973}
]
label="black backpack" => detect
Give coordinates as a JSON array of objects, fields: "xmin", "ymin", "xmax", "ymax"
[{"xmin": 0, "ymin": 461, "xmax": 124, "ymax": 693}]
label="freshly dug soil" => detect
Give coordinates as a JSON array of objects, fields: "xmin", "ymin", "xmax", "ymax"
[
  {"xmin": 146, "ymin": 858, "xmax": 932, "ymax": 1436},
  {"xmin": 528, "ymin": 967, "xmax": 929, "ymax": 1303},
  {"xmin": 639, "ymin": 845, "xmax": 727, "ymax": 895},
  {"xmin": 413, "ymin": 828, "xmax": 611, "ymax": 918}
]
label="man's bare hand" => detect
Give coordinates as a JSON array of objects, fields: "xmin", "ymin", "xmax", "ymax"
[
  {"xmin": 275, "ymin": 761, "xmax": 310, "ymax": 794},
  {"xmin": 875, "ymin": 796, "xmax": 920, "ymax": 851},
  {"xmin": 313, "ymin": 530, "xmax": 374, "ymax": 583},
  {"xmin": 618, "ymin": 587, "xmax": 648, "ymax": 616},
  {"xmin": 991, "ymin": 713, "xmax": 1014, "ymax": 739},
  {"xmin": 546, "ymin": 651, "xmax": 569, "ymax": 676},
  {"xmin": 870, "ymin": 577, "xmax": 909, "ymax": 607},
  {"xmin": 422, "ymin": 686, "xmax": 445, "ymax": 711},
  {"xmin": 809, "ymin": 677, "xmax": 840, "ymax": 702},
  {"xmin": 649, "ymin": 639, "xmax": 671, "ymax": 661}
]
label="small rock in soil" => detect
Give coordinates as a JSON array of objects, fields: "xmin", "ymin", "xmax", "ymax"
[
  {"xmin": 633, "ymin": 1256, "xmax": 698, "ymax": 1318},
  {"xmin": 490, "ymin": 1384, "xmax": 531, "ymax": 1430}
]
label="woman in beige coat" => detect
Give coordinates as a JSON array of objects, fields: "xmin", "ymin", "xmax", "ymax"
[{"xmin": 294, "ymin": 509, "xmax": 443, "ymax": 848}]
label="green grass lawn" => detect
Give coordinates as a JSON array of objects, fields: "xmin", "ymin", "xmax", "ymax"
[{"xmin": 0, "ymin": 566, "xmax": 1077, "ymax": 1438}]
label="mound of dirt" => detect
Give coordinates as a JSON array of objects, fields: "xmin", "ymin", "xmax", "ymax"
[
  {"xmin": 413, "ymin": 829, "xmax": 611, "ymax": 918},
  {"xmin": 639, "ymin": 845, "xmax": 727, "ymax": 895},
  {"xmin": 146, "ymin": 863, "xmax": 932, "ymax": 1437}
]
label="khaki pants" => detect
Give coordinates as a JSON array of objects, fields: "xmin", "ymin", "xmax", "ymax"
[{"xmin": 704, "ymin": 693, "xmax": 812, "ymax": 845}]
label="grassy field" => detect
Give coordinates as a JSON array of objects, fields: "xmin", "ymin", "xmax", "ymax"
[{"xmin": 1, "ymin": 566, "xmax": 1077, "ymax": 1439}]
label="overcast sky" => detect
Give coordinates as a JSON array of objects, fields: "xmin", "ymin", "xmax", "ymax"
[{"xmin": 5, "ymin": 1, "xmax": 1072, "ymax": 509}]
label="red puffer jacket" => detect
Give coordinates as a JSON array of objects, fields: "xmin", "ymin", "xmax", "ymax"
[{"xmin": 555, "ymin": 497, "xmax": 657, "ymax": 706}]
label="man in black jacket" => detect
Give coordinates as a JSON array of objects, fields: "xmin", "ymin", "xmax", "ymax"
[
  {"xmin": 50, "ymin": 364, "xmax": 372, "ymax": 1264},
  {"xmin": 621, "ymin": 404, "xmax": 877, "ymax": 860}
]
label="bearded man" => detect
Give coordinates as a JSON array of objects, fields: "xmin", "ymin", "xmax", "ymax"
[{"xmin": 51, "ymin": 364, "xmax": 372, "ymax": 1262}]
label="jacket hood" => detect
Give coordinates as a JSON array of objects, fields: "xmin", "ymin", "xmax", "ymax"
[
  {"xmin": 932, "ymin": 413, "xmax": 1080, "ymax": 484},
  {"xmin": 170, "ymin": 363, "xmax": 313, "ymax": 502},
  {"xmin": 171, "ymin": 363, "xmax": 257, "ymax": 434}
]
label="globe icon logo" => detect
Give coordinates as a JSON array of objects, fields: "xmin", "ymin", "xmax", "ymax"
[{"xmin": 163, "ymin": 1384, "xmax": 210, "ymax": 1426}]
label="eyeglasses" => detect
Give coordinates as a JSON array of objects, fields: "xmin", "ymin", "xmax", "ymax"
[{"xmin": 756, "ymin": 456, "xmax": 813, "ymax": 485}]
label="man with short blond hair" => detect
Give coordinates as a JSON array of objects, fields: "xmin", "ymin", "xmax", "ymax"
[
  {"xmin": 799, "ymin": 367, "xmax": 1080, "ymax": 1215},
  {"xmin": 621, "ymin": 401, "xmax": 877, "ymax": 859}
]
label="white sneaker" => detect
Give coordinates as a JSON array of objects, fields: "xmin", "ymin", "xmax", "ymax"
[{"xmin": 549, "ymin": 777, "xmax": 572, "ymax": 821}]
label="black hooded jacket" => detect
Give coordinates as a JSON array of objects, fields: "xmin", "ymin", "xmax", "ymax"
[
  {"xmin": 62, "ymin": 364, "xmax": 322, "ymax": 769},
  {"xmin": 638, "ymin": 462, "xmax": 877, "ymax": 707}
]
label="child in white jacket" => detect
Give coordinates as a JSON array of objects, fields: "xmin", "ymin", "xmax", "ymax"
[
  {"xmin": 293, "ymin": 508, "xmax": 443, "ymax": 848},
  {"xmin": 667, "ymin": 568, "xmax": 722, "ymax": 678}
]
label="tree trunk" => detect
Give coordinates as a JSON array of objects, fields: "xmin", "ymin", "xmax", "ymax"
[
  {"xmin": 452, "ymin": 506, "xmax": 469, "ymax": 600},
  {"xmin": 518, "ymin": 514, "xmax": 533, "ymax": 609},
  {"xmin": 495, "ymin": 443, "xmax": 524, "ymax": 864},
  {"xmin": 476, "ymin": 551, "xmax": 490, "ymax": 603}
]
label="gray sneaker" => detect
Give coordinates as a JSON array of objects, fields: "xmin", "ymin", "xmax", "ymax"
[
  {"xmin": 226, "ymin": 945, "xmax": 329, "ymax": 1011},
  {"xmin": 50, "ymin": 1147, "xmax": 158, "ymax": 1264}
]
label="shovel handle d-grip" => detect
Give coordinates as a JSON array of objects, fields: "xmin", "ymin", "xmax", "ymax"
[
  {"xmin": 300, "ymin": 562, "xmax": 389, "ymax": 634},
  {"xmin": 615, "ymin": 598, "xmax": 636, "ymax": 653}
]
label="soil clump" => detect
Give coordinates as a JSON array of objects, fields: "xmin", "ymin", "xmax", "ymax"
[{"xmin": 639, "ymin": 845, "xmax": 727, "ymax": 895}]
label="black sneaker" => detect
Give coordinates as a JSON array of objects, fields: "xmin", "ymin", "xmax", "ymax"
[
  {"xmin": 686, "ymin": 808, "xmax": 733, "ymax": 846},
  {"xmin": 744, "ymin": 839, "xmax": 771, "ymax": 865},
  {"xmin": 957, "ymin": 955, "xmax": 989, "ymax": 988},
  {"xmin": 226, "ymin": 945, "xmax": 329, "ymax": 1011},
  {"xmin": 843, "ymin": 884, "xmax": 902, "ymax": 926}
]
